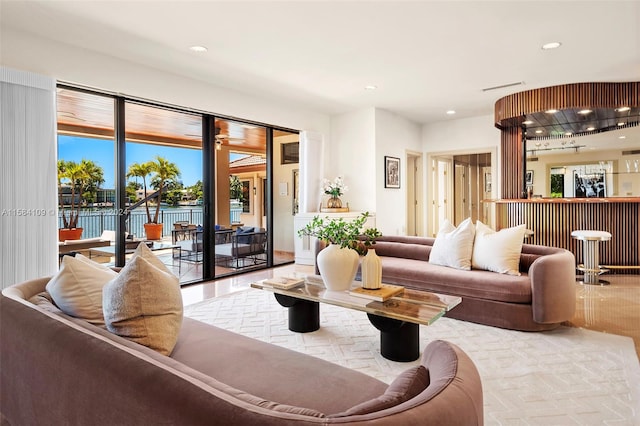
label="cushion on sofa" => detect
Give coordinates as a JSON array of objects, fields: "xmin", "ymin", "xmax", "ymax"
[
  {"xmin": 472, "ymin": 221, "xmax": 526, "ymax": 276},
  {"xmin": 236, "ymin": 226, "xmax": 255, "ymax": 244},
  {"xmin": 102, "ymin": 243, "xmax": 183, "ymax": 355},
  {"xmin": 45, "ymin": 254, "xmax": 117, "ymax": 326},
  {"xmin": 332, "ymin": 365, "xmax": 430, "ymax": 416},
  {"xmin": 429, "ymin": 218, "xmax": 475, "ymax": 270}
]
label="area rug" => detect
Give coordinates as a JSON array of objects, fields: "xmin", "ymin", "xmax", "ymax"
[{"xmin": 184, "ymin": 289, "xmax": 640, "ymax": 425}]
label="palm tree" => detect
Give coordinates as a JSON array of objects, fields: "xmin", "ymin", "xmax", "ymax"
[
  {"xmin": 127, "ymin": 162, "xmax": 154, "ymax": 223},
  {"xmin": 78, "ymin": 159, "xmax": 105, "ymax": 204},
  {"xmin": 148, "ymin": 156, "xmax": 180, "ymax": 224},
  {"xmin": 58, "ymin": 159, "xmax": 104, "ymax": 229}
]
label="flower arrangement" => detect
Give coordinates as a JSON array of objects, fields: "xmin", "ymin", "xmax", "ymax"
[
  {"xmin": 322, "ymin": 176, "xmax": 348, "ymax": 198},
  {"xmin": 297, "ymin": 212, "xmax": 382, "ymax": 255}
]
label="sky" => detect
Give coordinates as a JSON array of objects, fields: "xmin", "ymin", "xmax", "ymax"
[{"xmin": 58, "ymin": 135, "xmax": 203, "ymax": 188}]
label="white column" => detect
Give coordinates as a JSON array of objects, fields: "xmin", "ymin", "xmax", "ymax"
[
  {"xmin": 1, "ymin": 67, "xmax": 58, "ymax": 288},
  {"xmin": 299, "ymin": 130, "xmax": 324, "ymax": 213}
]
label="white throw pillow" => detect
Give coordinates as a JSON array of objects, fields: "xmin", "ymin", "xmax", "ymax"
[
  {"xmin": 472, "ymin": 221, "xmax": 526, "ymax": 275},
  {"xmin": 46, "ymin": 254, "xmax": 117, "ymax": 326},
  {"xmin": 429, "ymin": 218, "xmax": 475, "ymax": 270},
  {"xmin": 102, "ymin": 244, "xmax": 183, "ymax": 356}
]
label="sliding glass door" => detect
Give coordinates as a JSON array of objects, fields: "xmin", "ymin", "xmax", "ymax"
[
  {"xmin": 57, "ymin": 85, "xmax": 297, "ymax": 285},
  {"xmin": 124, "ymin": 101, "xmax": 203, "ymax": 283}
]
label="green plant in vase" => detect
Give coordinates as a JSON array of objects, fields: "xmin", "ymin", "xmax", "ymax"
[{"xmin": 297, "ymin": 212, "xmax": 382, "ymax": 291}]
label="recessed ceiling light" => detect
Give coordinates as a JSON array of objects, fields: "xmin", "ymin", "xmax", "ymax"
[
  {"xmin": 189, "ymin": 45, "xmax": 208, "ymax": 53},
  {"xmin": 446, "ymin": 110, "xmax": 456, "ymax": 115},
  {"xmin": 578, "ymin": 109, "xmax": 592, "ymax": 114},
  {"xmin": 523, "ymin": 120, "xmax": 533, "ymax": 125},
  {"xmin": 535, "ymin": 130, "xmax": 543, "ymax": 134},
  {"xmin": 616, "ymin": 106, "xmax": 631, "ymax": 112},
  {"xmin": 545, "ymin": 109, "xmax": 559, "ymax": 114},
  {"xmin": 619, "ymin": 135, "xmax": 627, "ymax": 139},
  {"xmin": 586, "ymin": 126, "xmax": 596, "ymax": 131},
  {"xmin": 541, "ymin": 42, "xmax": 561, "ymax": 50},
  {"xmin": 565, "ymin": 132, "xmax": 573, "ymax": 136},
  {"xmin": 618, "ymin": 122, "xmax": 625, "ymax": 126},
  {"xmin": 364, "ymin": 85, "xmax": 377, "ymax": 90}
]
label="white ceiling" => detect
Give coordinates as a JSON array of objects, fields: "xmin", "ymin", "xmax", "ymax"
[{"xmin": 2, "ymin": 0, "xmax": 639, "ymax": 125}]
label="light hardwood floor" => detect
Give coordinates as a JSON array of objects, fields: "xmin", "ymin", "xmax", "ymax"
[{"xmin": 181, "ymin": 266, "xmax": 640, "ymax": 359}]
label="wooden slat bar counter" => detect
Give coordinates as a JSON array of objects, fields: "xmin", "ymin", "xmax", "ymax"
[{"xmin": 487, "ymin": 198, "xmax": 640, "ymax": 274}]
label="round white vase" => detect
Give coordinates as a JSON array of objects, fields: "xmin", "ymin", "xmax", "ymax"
[{"xmin": 316, "ymin": 243, "xmax": 359, "ymax": 291}]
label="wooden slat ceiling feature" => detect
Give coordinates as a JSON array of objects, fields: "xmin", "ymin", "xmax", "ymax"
[
  {"xmin": 56, "ymin": 88, "xmax": 296, "ymax": 152},
  {"xmin": 494, "ymin": 82, "xmax": 640, "ymax": 140},
  {"xmin": 523, "ymin": 107, "xmax": 640, "ymax": 140}
]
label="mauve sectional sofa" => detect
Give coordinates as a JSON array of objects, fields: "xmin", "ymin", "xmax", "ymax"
[
  {"xmin": 359, "ymin": 236, "xmax": 577, "ymax": 331},
  {"xmin": 1, "ymin": 276, "xmax": 483, "ymax": 425}
]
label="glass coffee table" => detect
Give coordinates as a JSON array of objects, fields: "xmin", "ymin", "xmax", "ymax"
[{"xmin": 251, "ymin": 275, "xmax": 461, "ymax": 362}]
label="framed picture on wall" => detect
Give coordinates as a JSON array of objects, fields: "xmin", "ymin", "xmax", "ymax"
[
  {"xmin": 574, "ymin": 171, "xmax": 606, "ymax": 198},
  {"xmin": 525, "ymin": 170, "xmax": 534, "ymax": 185},
  {"xmin": 384, "ymin": 156, "xmax": 400, "ymax": 188}
]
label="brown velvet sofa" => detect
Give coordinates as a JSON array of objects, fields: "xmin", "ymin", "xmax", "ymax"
[
  {"xmin": 1, "ymin": 276, "xmax": 483, "ymax": 425},
  {"xmin": 360, "ymin": 236, "xmax": 576, "ymax": 332}
]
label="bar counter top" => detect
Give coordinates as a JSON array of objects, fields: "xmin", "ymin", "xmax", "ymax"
[{"xmin": 486, "ymin": 197, "xmax": 640, "ymax": 204}]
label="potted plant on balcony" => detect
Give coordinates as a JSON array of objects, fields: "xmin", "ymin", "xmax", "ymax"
[
  {"xmin": 297, "ymin": 212, "xmax": 381, "ymax": 291},
  {"xmin": 57, "ymin": 159, "xmax": 104, "ymax": 241},
  {"xmin": 127, "ymin": 156, "xmax": 180, "ymax": 240}
]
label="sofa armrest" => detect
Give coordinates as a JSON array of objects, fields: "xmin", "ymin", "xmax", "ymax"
[
  {"xmin": 328, "ymin": 340, "xmax": 483, "ymax": 424},
  {"xmin": 529, "ymin": 249, "xmax": 576, "ymax": 324}
]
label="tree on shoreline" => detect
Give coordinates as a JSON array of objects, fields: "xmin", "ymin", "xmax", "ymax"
[{"xmin": 57, "ymin": 159, "xmax": 104, "ymax": 229}]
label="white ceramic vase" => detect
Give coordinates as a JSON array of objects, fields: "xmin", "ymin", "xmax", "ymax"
[
  {"xmin": 316, "ymin": 243, "xmax": 359, "ymax": 291},
  {"xmin": 361, "ymin": 248, "xmax": 382, "ymax": 289}
]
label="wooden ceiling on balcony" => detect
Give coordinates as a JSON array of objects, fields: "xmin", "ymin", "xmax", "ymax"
[{"xmin": 56, "ymin": 88, "xmax": 295, "ymax": 152}]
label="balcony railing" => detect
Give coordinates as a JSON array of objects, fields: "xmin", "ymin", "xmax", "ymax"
[{"xmin": 59, "ymin": 208, "xmax": 204, "ymax": 239}]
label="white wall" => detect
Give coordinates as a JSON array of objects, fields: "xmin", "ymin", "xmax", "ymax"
[
  {"xmin": 374, "ymin": 109, "xmax": 422, "ymax": 235},
  {"xmin": 326, "ymin": 107, "xmax": 422, "ymax": 235},
  {"xmin": 328, "ymin": 107, "xmax": 376, "ymax": 212},
  {"xmin": 422, "ymin": 114, "xmax": 499, "ymax": 152}
]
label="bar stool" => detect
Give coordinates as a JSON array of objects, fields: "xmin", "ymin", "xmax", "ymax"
[{"xmin": 571, "ymin": 230, "xmax": 612, "ymax": 285}]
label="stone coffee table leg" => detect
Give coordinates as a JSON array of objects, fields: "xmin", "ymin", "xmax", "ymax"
[
  {"xmin": 274, "ymin": 294, "xmax": 320, "ymax": 333},
  {"xmin": 367, "ymin": 314, "xmax": 419, "ymax": 362}
]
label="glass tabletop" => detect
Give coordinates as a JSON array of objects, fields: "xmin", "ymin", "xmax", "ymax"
[{"xmin": 251, "ymin": 275, "xmax": 461, "ymax": 326}]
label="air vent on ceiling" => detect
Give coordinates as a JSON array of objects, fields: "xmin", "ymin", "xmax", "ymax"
[
  {"xmin": 482, "ymin": 81, "xmax": 525, "ymax": 92},
  {"xmin": 622, "ymin": 150, "xmax": 640, "ymax": 156},
  {"xmin": 527, "ymin": 157, "xmax": 539, "ymax": 162}
]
